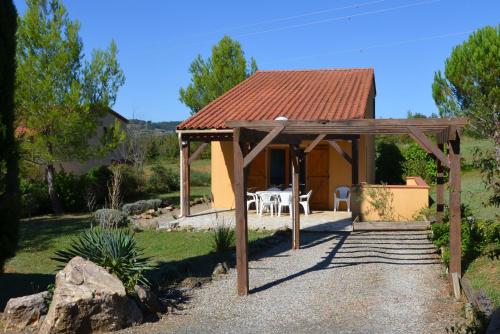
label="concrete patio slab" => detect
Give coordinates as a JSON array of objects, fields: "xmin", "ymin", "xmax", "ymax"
[{"xmin": 158, "ymin": 209, "xmax": 353, "ymax": 232}]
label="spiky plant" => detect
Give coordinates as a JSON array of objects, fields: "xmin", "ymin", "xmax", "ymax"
[
  {"xmin": 211, "ymin": 220, "xmax": 235, "ymax": 253},
  {"xmin": 52, "ymin": 228, "xmax": 152, "ymax": 292}
]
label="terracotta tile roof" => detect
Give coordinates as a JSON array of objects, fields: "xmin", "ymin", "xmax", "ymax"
[{"xmin": 177, "ymin": 68, "xmax": 375, "ymax": 130}]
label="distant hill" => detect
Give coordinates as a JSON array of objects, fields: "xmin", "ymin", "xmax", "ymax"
[{"xmin": 128, "ymin": 119, "xmax": 180, "ymax": 134}]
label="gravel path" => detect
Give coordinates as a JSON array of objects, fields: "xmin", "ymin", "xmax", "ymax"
[{"xmin": 119, "ymin": 231, "xmax": 464, "ymax": 334}]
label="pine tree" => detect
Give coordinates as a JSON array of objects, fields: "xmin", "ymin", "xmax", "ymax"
[{"xmin": 179, "ymin": 35, "xmax": 258, "ymax": 114}]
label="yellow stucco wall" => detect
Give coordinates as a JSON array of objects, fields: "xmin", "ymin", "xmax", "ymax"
[
  {"xmin": 211, "ymin": 141, "xmax": 236, "ymax": 209},
  {"xmin": 353, "ymin": 177, "xmax": 429, "ymax": 221}
]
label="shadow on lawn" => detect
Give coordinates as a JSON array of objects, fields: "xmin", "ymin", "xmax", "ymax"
[
  {"xmin": 0, "ymin": 273, "xmax": 54, "ymax": 310},
  {"xmin": 18, "ymin": 215, "xmax": 91, "ymax": 252}
]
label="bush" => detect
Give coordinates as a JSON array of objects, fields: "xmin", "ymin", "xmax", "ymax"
[
  {"xmin": 93, "ymin": 208, "xmax": 128, "ymax": 228},
  {"xmin": 430, "ymin": 204, "xmax": 499, "ymax": 268},
  {"xmin": 402, "ymin": 143, "xmax": 437, "ymax": 184},
  {"xmin": 146, "ymin": 164, "xmax": 179, "ymax": 193},
  {"xmin": 120, "ymin": 165, "xmax": 146, "ymax": 199},
  {"xmin": 54, "ymin": 170, "xmax": 88, "ymax": 212},
  {"xmin": 375, "ymin": 142, "xmax": 405, "ymax": 184},
  {"xmin": 52, "ymin": 228, "xmax": 153, "ymax": 292},
  {"xmin": 211, "ymin": 221, "xmax": 235, "ymax": 253},
  {"xmin": 86, "ymin": 165, "xmax": 113, "ymax": 206},
  {"xmin": 191, "ymin": 170, "xmax": 210, "ymax": 187},
  {"xmin": 19, "ymin": 177, "xmax": 51, "ymax": 217},
  {"xmin": 122, "ymin": 199, "xmax": 162, "ymax": 216}
]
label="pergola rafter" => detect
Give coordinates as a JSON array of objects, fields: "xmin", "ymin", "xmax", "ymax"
[{"xmin": 224, "ymin": 118, "xmax": 467, "ymax": 297}]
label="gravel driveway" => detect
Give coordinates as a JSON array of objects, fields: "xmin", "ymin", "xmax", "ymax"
[{"xmin": 120, "ymin": 230, "xmax": 463, "ymax": 334}]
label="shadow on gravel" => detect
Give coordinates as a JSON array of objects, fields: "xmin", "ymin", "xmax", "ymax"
[{"xmin": 250, "ymin": 230, "xmax": 441, "ymax": 294}]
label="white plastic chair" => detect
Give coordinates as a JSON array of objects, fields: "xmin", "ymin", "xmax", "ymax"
[
  {"xmin": 247, "ymin": 192, "xmax": 258, "ymax": 213},
  {"xmin": 278, "ymin": 192, "xmax": 293, "ymax": 216},
  {"xmin": 299, "ymin": 190, "xmax": 312, "ymax": 215},
  {"xmin": 258, "ymin": 192, "xmax": 277, "ymax": 216},
  {"xmin": 334, "ymin": 186, "xmax": 351, "ymax": 212}
]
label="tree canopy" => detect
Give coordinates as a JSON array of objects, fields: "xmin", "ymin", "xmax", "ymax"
[
  {"xmin": 179, "ymin": 35, "xmax": 257, "ymax": 114},
  {"xmin": 432, "ymin": 25, "xmax": 499, "ymax": 206},
  {"xmin": 16, "ymin": 0, "xmax": 125, "ymax": 213}
]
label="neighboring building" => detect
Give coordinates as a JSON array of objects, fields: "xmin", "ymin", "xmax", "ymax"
[
  {"xmin": 17, "ymin": 109, "xmax": 129, "ymax": 174},
  {"xmin": 59, "ymin": 109, "xmax": 129, "ymax": 174},
  {"xmin": 177, "ymin": 69, "xmax": 377, "ymax": 210}
]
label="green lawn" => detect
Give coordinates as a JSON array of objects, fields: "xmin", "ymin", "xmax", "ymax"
[
  {"xmin": 1, "ymin": 214, "xmax": 273, "ymax": 309},
  {"xmin": 464, "ymin": 254, "xmax": 500, "ymax": 308}
]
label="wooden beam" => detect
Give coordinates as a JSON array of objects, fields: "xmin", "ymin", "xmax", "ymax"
[
  {"xmin": 351, "ymin": 139, "xmax": 359, "ymax": 185},
  {"xmin": 180, "ymin": 137, "xmax": 190, "ymax": 217},
  {"xmin": 188, "ymin": 142, "xmax": 208, "ymax": 165},
  {"xmin": 304, "ymin": 134, "xmax": 326, "ymax": 153},
  {"xmin": 407, "ymin": 126, "xmax": 451, "ymax": 168},
  {"xmin": 328, "ymin": 140, "xmax": 352, "ymax": 164},
  {"xmin": 243, "ymin": 124, "xmax": 285, "ymax": 168},
  {"xmin": 436, "ymin": 143, "xmax": 445, "ymax": 224},
  {"xmin": 290, "ymin": 145, "xmax": 301, "ymax": 250},
  {"xmin": 448, "ymin": 135, "xmax": 461, "ymax": 299},
  {"xmin": 233, "ymin": 128, "xmax": 249, "ymax": 296}
]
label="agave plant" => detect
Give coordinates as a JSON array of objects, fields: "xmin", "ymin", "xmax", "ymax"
[{"xmin": 52, "ymin": 228, "xmax": 152, "ymax": 292}]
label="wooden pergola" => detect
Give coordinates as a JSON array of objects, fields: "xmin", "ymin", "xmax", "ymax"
[{"xmin": 178, "ymin": 117, "xmax": 468, "ymax": 298}]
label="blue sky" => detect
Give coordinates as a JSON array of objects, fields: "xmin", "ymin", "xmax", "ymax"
[{"xmin": 13, "ymin": 0, "xmax": 500, "ymax": 122}]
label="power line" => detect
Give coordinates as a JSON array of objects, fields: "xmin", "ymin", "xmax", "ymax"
[
  {"xmin": 260, "ymin": 30, "xmax": 472, "ymax": 66},
  {"xmin": 236, "ymin": 0, "xmax": 441, "ymax": 38},
  {"xmin": 167, "ymin": 0, "xmax": 442, "ymax": 50},
  {"xmin": 188, "ymin": 0, "xmax": 387, "ymax": 38}
]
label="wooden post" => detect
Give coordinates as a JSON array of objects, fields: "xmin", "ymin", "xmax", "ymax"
[
  {"xmin": 351, "ymin": 139, "xmax": 359, "ymax": 185},
  {"xmin": 448, "ymin": 135, "xmax": 461, "ymax": 298},
  {"xmin": 436, "ymin": 143, "xmax": 445, "ymax": 224},
  {"xmin": 233, "ymin": 128, "xmax": 249, "ymax": 296},
  {"xmin": 290, "ymin": 145, "xmax": 300, "ymax": 250},
  {"xmin": 180, "ymin": 136, "xmax": 190, "ymax": 217}
]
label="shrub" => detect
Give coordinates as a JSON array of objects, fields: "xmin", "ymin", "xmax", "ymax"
[
  {"xmin": 402, "ymin": 143, "xmax": 437, "ymax": 184},
  {"xmin": 430, "ymin": 204, "xmax": 499, "ymax": 268},
  {"xmin": 211, "ymin": 221, "xmax": 235, "ymax": 253},
  {"xmin": 146, "ymin": 164, "xmax": 179, "ymax": 193},
  {"xmin": 52, "ymin": 228, "xmax": 153, "ymax": 292},
  {"xmin": 86, "ymin": 165, "xmax": 113, "ymax": 206},
  {"xmin": 54, "ymin": 170, "xmax": 88, "ymax": 212},
  {"xmin": 19, "ymin": 177, "xmax": 51, "ymax": 217},
  {"xmin": 121, "ymin": 165, "xmax": 146, "ymax": 199},
  {"xmin": 122, "ymin": 199, "xmax": 162, "ymax": 216},
  {"xmin": 191, "ymin": 170, "xmax": 210, "ymax": 187},
  {"xmin": 93, "ymin": 208, "xmax": 128, "ymax": 228},
  {"xmin": 375, "ymin": 142, "xmax": 404, "ymax": 184}
]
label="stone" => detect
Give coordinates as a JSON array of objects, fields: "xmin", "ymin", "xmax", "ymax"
[
  {"xmin": 146, "ymin": 209, "xmax": 156, "ymax": 214},
  {"xmin": 134, "ymin": 285, "xmax": 162, "ymax": 316},
  {"xmin": 179, "ymin": 276, "xmax": 210, "ymax": 289},
  {"xmin": 133, "ymin": 218, "xmax": 159, "ymax": 231},
  {"xmin": 212, "ymin": 262, "xmax": 229, "ymax": 278},
  {"xmin": 2, "ymin": 291, "xmax": 48, "ymax": 332},
  {"xmin": 39, "ymin": 256, "xmax": 142, "ymax": 334}
]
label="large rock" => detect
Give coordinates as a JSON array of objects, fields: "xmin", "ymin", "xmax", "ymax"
[
  {"xmin": 38, "ymin": 256, "xmax": 142, "ymax": 334},
  {"xmin": 2, "ymin": 291, "xmax": 48, "ymax": 332},
  {"xmin": 134, "ymin": 285, "xmax": 162, "ymax": 316}
]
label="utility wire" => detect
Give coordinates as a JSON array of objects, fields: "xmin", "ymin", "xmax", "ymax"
[
  {"xmin": 188, "ymin": 0, "xmax": 387, "ymax": 38},
  {"xmin": 236, "ymin": 0, "xmax": 441, "ymax": 38},
  {"xmin": 260, "ymin": 30, "xmax": 472, "ymax": 66}
]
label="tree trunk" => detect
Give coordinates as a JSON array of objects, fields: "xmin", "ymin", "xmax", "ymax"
[{"xmin": 46, "ymin": 164, "xmax": 63, "ymax": 215}]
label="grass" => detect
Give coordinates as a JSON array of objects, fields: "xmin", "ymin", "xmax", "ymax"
[
  {"xmin": 1, "ymin": 214, "xmax": 273, "ymax": 309},
  {"xmin": 464, "ymin": 254, "xmax": 500, "ymax": 308}
]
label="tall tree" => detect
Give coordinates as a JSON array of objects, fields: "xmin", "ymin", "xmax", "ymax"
[
  {"xmin": 0, "ymin": 0, "xmax": 20, "ymax": 271},
  {"xmin": 16, "ymin": 0, "xmax": 125, "ymax": 214},
  {"xmin": 179, "ymin": 35, "xmax": 257, "ymax": 114},
  {"xmin": 432, "ymin": 25, "xmax": 499, "ymax": 206}
]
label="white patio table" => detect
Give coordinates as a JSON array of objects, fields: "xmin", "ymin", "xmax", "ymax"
[{"xmin": 255, "ymin": 190, "xmax": 294, "ymax": 216}]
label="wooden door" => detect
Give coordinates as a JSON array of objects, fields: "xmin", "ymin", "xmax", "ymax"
[
  {"xmin": 306, "ymin": 146, "xmax": 330, "ymax": 209},
  {"xmin": 247, "ymin": 150, "xmax": 267, "ymax": 191}
]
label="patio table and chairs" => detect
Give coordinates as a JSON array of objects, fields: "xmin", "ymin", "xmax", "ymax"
[{"xmin": 249, "ymin": 187, "xmax": 312, "ymax": 217}]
